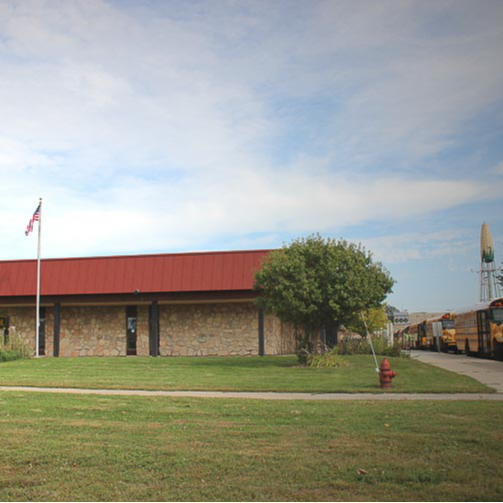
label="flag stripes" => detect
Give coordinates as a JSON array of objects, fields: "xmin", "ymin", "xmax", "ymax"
[{"xmin": 25, "ymin": 204, "xmax": 41, "ymax": 236}]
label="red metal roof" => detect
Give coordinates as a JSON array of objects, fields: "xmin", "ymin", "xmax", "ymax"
[{"xmin": 0, "ymin": 250, "xmax": 271, "ymax": 297}]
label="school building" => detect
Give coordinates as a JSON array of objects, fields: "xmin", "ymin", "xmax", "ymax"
[{"xmin": 0, "ymin": 250, "xmax": 297, "ymax": 357}]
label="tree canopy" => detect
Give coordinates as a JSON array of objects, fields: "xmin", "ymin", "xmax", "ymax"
[
  {"xmin": 254, "ymin": 235, "xmax": 395, "ymax": 337},
  {"xmin": 348, "ymin": 305, "xmax": 389, "ymax": 336}
]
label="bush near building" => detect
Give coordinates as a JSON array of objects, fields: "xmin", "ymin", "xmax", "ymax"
[
  {"xmin": 337, "ymin": 335, "xmax": 403, "ymax": 357},
  {"xmin": 307, "ymin": 336, "xmax": 403, "ymax": 367},
  {"xmin": 0, "ymin": 330, "xmax": 29, "ymax": 363}
]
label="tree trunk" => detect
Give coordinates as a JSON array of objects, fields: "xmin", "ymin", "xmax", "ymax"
[
  {"xmin": 326, "ymin": 323, "xmax": 340, "ymax": 348},
  {"xmin": 295, "ymin": 326, "xmax": 317, "ymax": 364}
]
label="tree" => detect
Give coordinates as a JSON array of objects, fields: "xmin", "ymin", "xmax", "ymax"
[
  {"xmin": 254, "ymin": 234, "xmax": 395, "ymax": 359},
  {"xmin": 349, "ymin": 305, "xmax": 389, "ymax": 337}
]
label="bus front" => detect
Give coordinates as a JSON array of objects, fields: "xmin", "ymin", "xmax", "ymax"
[
  {"xmin": 440, "ymin": 313, "xmax": 456, "ymax": 351},
  {"xmin": 489, "ymin": 299, "xmax": 503, "ymax": 358}
]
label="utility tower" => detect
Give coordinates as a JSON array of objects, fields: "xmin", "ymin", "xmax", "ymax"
[{"xmin": 480, "ymin": 222, "xmax": 501, "ymax": 302}]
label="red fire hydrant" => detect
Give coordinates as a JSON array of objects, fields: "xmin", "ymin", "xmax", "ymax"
[{"xmin": 379, "ymin": 358, "xmax": 397, "ymax": 389}]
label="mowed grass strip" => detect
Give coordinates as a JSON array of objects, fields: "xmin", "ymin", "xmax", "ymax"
[
  {"xmin": 0, "ymin": 392, "xmax": 502, "ymax": 501},
  {"xmin": 0, "ymin": 355, "xmax": 493, "ymax": 393}
]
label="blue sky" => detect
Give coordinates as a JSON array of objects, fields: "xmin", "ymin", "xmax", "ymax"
[{"xmin": 0, "ymin": 0, "xmax": 502, "ymax": 312}]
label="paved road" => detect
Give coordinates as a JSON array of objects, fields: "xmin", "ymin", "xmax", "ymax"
[
  {"xmin": 411, "ymin": 350, "xmax": 503, "ymax": 393},
  {"xmin": 0, "ymin": 385, "xmax": 502, "ymax": 400}
]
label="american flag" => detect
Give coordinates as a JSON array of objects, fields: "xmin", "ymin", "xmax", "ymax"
[{"xmin": 25, "ymin": 203, "xmax": 41, "ymax": 236}]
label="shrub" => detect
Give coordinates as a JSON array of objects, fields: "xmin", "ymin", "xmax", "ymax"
[
  {"xmin": 338, "ymin": 338, "xmax": 370, "ymax": 355},
  {"xmin": 0, "ymin": 349, "xmax": 24, "ymax": 362},
  {"xmin": 338, "ymin": 335, "xmax": 403, "ymax": 357},
  {"xmin": 307, "ymin": 348, "xmax": 348, "ymax": 368},
  {"xmin": 295, "ymin": 329, "xmax": 317, "ymax": 365},
  {"xmin": 0, "ymin": 330, "xmax": 30, "ymax": 362}
]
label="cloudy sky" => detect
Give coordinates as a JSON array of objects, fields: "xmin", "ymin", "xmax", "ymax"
[{"xmin": 1, "ymin": 0, "xmax": 502, "ymax": 312}]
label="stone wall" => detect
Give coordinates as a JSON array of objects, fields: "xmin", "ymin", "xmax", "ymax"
[
  {"xmin": 59, "ymin": 306, "xmax": 127, "ymax": 357},
  {"xmin": 0, "ymin": 306, "xmax": 54, "ymax": 356},
  {"xmin": 44, "ymin": 309, "xmax": 54, "ymax": 356},
  {"xmin": 0, "ymin": 302, "xmax": 297, "ymax": 357},
  {"xmin": 159, "ymin": 302, "xmax": 259, "ymax": 356}
]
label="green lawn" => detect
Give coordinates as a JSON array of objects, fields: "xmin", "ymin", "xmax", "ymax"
[
  {"xmin": 0, "ymin": 355, "xmax": 492, "ymax": 393},
  {"xmin": 0, "ymin": 392, "xmax": 501, "ymax": 501}
]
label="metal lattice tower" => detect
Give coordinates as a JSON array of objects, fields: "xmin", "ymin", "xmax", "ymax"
[{"xmin": 480, "ymin": 222, "xmax": 502, "ymax": 302}]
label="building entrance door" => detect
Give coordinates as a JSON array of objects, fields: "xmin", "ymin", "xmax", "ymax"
[
  {"xmin": 39, "ymin": 307, "xmax": 46, "ymax": 356},
  {"xmin": 126, "ymin": 306, "xmax": 137, "ymax": 356}
]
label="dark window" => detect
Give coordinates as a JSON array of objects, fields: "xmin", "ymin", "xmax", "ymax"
[
  {"xmin": 0, "ymin": 316, "xmax": 9, "ymax": 345},
  {"xmin": 149, "ymin": 302, "xmax": 160, "ymax": 357},
  {"xmin": 418, "ymin": 323, "xmax": 426, "ymax": 337},
  {"xmin": 442, "ymin": 319, "xmax": 455, "ymax": 330},
  {"xmin": 477, "ymin": 310, "xmax": 491, "ymax": 353},
  {"xmin": 126, "ymin": 306, "xmax": 137, "ymax": 356},
  {"xmin": 39, "ymin": 307, "xmax": 46, "ymax": 356},
  {"xmin": 490, "ymin": 307, "xmax": 503, "ymax": 325}
]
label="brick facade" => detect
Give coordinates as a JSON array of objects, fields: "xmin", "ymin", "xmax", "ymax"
[{"xmin": 0, "ymin": 302, "xmax": 297, "ymax": 357}]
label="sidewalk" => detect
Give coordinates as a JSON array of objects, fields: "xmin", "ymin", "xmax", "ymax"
[
  {"xmin": 1, "ymin": 385, "xmax": 502, "ymax": 400},
  {"xmin": 411, "ymin": 350, "xmax": 503, "ymax": 393}
]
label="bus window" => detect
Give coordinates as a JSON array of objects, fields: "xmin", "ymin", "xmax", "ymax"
[
  {"xmin": 490, "ymin": 307, "xmax": 503, "ymax": 325},
  {"xmin": 442, "ymin": 319, "xmax": 455, "ymax": 330}
]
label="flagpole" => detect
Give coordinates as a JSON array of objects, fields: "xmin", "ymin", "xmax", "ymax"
[{"xmin": 35, "ymin": 197, "xmax": 42, "ymax": 357}]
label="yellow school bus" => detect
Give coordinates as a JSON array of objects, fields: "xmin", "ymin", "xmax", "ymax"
[
  {"xmin": 425, "ymin": 312, "xmax": 456, "ymax": 352},
  {"xmin": 404, "ymin": 323, "xmax": 420, "ymax": 349},
  {"xmin": 454, "ymin": 298, "xmax": 503, "ymax": 358},
  {"xmin": 396, "ymin": 327, "xmax": 409, "ymax": 350},
  {"xmin": 417, "ymin": 320, "xmax": 428, "ymax": 349},
  {"xmin": 402, "ymin": 321, "xmax": 426, "ymax": 349}
]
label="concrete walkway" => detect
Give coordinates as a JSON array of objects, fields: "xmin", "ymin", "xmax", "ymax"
[
  {"xmin": 411, "ymin": 350, "xmax": 503, "ymax": 393},
  {"xmin": 1, "ymin": 385, "xmax": 502, "ymax": 401},
  {"xmin": 1, "ymin": 351, "xmax": 501, "ymax": 401}
]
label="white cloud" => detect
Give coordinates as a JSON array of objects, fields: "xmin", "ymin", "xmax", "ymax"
[
  {"xmin": 0, "ymin": 0, "xmax": 502, "ymax": 260},
  {"xmin": 1, "ymin": 0, "xmax": 502, "ymax": 170},
  {"xmin": 360, "ymin": 230, "xmax": 476, "ymax": 264},
  {"xmin": 2, "ymin": 162, "xmax": 500, "ymax": 260}
]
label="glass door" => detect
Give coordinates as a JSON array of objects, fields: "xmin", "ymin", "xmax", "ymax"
[{"xmin": 126, "ymin": 306, "xmax": 137, "ymax": 356}]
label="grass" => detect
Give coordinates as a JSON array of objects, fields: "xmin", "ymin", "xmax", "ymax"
[
  {"xmin": 0, "ymin": 355, "xmax": 493, "ymax": 393},
  {"xmin": 0, "ymin": 392, "xmax": 502, "ymax": 501}
]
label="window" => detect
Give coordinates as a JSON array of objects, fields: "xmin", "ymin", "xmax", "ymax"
[
  {"xmin": 491, "ymin": 307, "xmax": 503, "ymax": 325},
  {"xmin": 126, "ymin": 306, "xmax": 137, "ymax": 356},
  {"xmin": 39, "ymin": 307, "xmax": 46, "ymax": 356}
]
